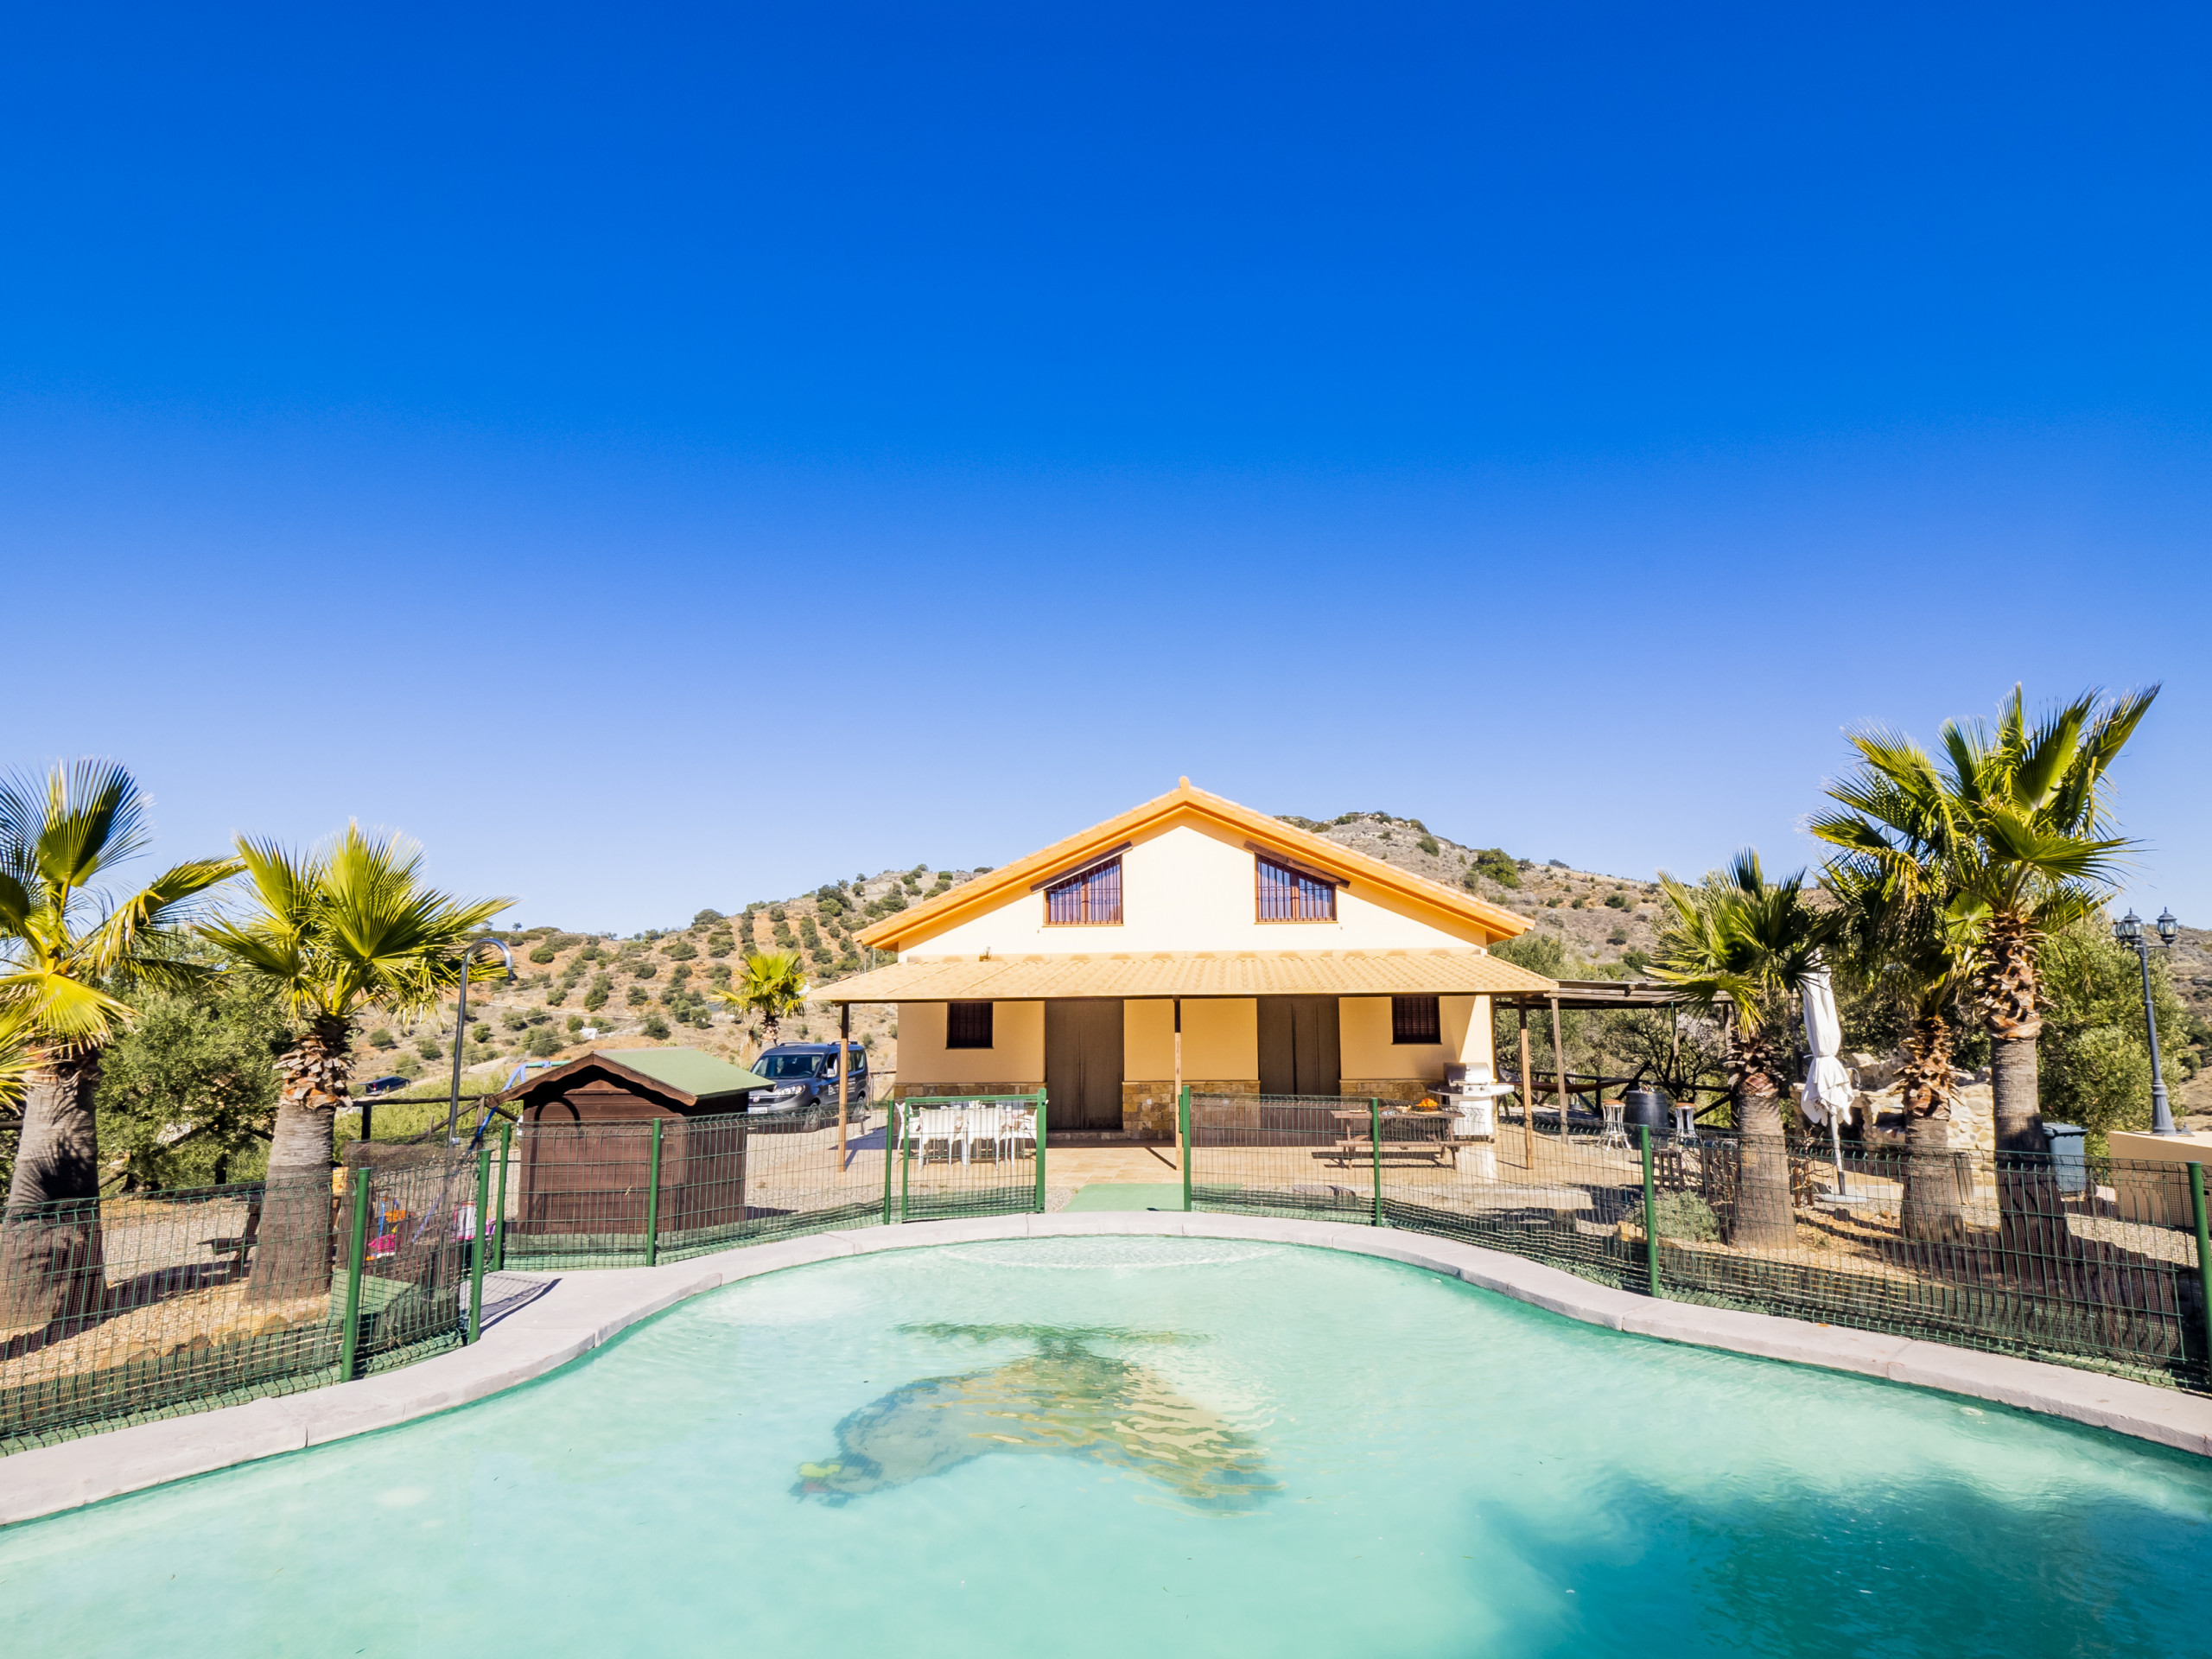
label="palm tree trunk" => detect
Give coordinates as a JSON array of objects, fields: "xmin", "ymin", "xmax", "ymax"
[
  {"xmin": 1730, "ymin": 1081, "xmax": 1797, "ymax": 1249},
  {"xmin": 0, "ymin": 1052, "xmax": 106, "ymax": 1332},
  {"xmin": 1982, "ymin": 913, "xmax": 2067, "ymax": 1265},
  {"xmin": 247, "ymin": 1015, "xmax": 350, "ymax": 1303},
  {"xmin": 1897, "ymin": 1014, "xmax": 1966, "ymax": 1243}
]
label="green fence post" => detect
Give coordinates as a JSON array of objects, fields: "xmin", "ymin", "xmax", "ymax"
[
  {"xmin": 900, "ymin": 1099, "xmax": 912, "ymax": 1223},
  {"xmin": 1179, "ymin": 1085, "xmax": 1192, "ymax": 1213},
  {"xmin": 882, "ymin": 1100, "xmax": 898, "ymax": 1225},
  {"xmin": 469, "ymin": 1147, "xmax": 491, "ymax": 1343},
  {"xmin": 2191, "ymin": 1161, "xmax": 2212, "ymax": 1381},
  {"xmin": 339, "ymin": 1167, "xmax": 371, "ymax": 1382},
  {"xmin": 493, "ymin": 1121, "xmax": 512, "ymax": 1272},
  {"xmin": 1370, "ymin": 1097, "xmax": 1383, "ymax": 1227},
  {"xmin": 1032, "ymin": 1090, "xmax": 1048, "ymax": 1211},
  {"xmin": 645, "ymin": 1118, "xmax": 664, "ymax": 1268},
  {"xmin": 1641, "ymin": 1125, "xmax": 1662, "ymax": 1299}
]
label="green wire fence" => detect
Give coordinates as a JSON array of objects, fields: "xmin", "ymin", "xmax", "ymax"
[
  {"xmin": 1182, "ymin": 1088, "xmax": 2212, "ymax": 1392},
  {"xmin": 2, "ymin": 1090, "xmax": 1051, "ymax": 1454},
  {"xmin": 11, "ymin": 1077, "xmax": 2209, "ymax": 1458}
]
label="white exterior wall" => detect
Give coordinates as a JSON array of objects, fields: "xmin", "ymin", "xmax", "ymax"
[{"xmin": 903, "ymin": 820, "xmax": 1493, "ymax": 959}]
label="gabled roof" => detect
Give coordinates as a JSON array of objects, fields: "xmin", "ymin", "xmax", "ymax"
[
  {"xmin": 500, "ymin": 1046, "xmax": 769, "ymax": 1105},
  {"xmin": 853, "ymin": 779, "xmax": 1529, "ymax": 952}
]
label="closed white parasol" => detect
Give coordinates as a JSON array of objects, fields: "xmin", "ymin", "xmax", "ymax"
[{"xmin": 1799, "ymin": 958, "xmax": 1862, "ymax": 1198}]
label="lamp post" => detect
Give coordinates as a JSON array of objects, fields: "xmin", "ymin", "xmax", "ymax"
[
  {"xmin": 2113, "ymin": 907, "xmax": 2181, "ymax": 1135},
  {"xmin": 447, "ymin": 937, "xmax": 517, "ymax": 1142}
]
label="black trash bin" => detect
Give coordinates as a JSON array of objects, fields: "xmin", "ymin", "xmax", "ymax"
[
  {"xmin": 1623, "ymin": 1086, "xmax": 1671, "ymax": 1137},
  {"xmin": 2042, "ymin": 1121, "xmax": 2088, "ymax": 1193}
]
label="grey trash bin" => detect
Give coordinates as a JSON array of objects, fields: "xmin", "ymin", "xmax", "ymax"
[{"xmin": 2042, "ymin": 1121, "xmax": 2088, "ymax": 1194}]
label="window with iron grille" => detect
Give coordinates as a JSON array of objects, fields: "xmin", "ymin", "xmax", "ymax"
[
  {"xmin": 1045, "ymin": 858, "xmax": 1122, "ymax": 925},
  {"xmin": 1256, "ymin": 855, "xmax": 1337, "ymax": 921},
  {"xmin": 1391, "ymin": 995, "xmax": 1441, "ymax": 1045},
  {"xmin": 946, "ymin": 1001, "xmax": 994, "ymax": 1048}
]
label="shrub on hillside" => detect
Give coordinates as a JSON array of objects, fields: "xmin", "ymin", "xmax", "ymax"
[
  {"xmin": 708, "ymin": 963, "xmax": 732, "ymax": 988},
  {"xmin": 642, "ymin": 1014, "xmax": 671, "ymax": 1040},
  {"xmin": 632, "ymin": 959, "xmax": 658, "ymax": 980},
  {"xmin": 1471, "ymin": 848, "xmax": 1520, "ymax": 888},
  {"xmin": 526, "ymin": 1028, "xmax": 561, "ymax": 1058},
  {"xmin": 1607, "ymin": 925, "xmax": 1630, "ymax": 945},
  {"xmin": 626, "ymin": 986, "xmax": 648, "ymax": 1007},
  {"xmin": 471, "ymin": 1023, "xmax": 493, "ymax": 1044},
  {"xmin": 1604, "ymin": 891, "xmax": 1630, "ymax": 910},
  {"xmin": 529, "ymin": 944, "xmax": 558, "ymax": 964},
  {"xmin": 768, "ymin": 905, "xmax": 786, "ymax": 924},
  {"xmin": 693, "ymin": 908, "xmax": 725, "ymax": 926},
  {"xmin": 663, "ymin": 938, "xmax": 697, "ymax": 961},
  {"xmin": 367, "ymin": 1028, "xmax": 396, "ymax": 1050},
  {"xmin": 706, "ymin": 931, "xmax": 734, "ymax": 958},
  {"xmin": 1416, "ymin": 835, "xmax": 1440, "ymax": 856},
  {"xmin": 418, "ymin": 1039, "xmax": 442, "ymax": 1061}
]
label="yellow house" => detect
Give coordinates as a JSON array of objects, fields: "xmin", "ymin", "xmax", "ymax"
[{"xmin": 810, "ymin": 779, "xmax": 1560, "ymax": 1138}]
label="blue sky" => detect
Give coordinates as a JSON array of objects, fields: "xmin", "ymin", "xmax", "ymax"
[{"xmin": 4, "ymin": 3, "xmax": 2206, "ymax": 931}]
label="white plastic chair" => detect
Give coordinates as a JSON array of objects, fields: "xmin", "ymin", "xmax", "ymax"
[
  {"xmin": 910, "ymin": 1106, "xmax": 968, "ymax": 1166},
  {"xmin": 1004, "ymin": 1103, "xmax": 1037, "ymax": 1161}
]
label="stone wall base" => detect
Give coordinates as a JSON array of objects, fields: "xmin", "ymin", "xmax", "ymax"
[
  {"xmin": 1123, "ymin": 1079, "xmax": 1254, "ymax": 1139},
  {"xmin": 1340, "ymin": 1077, "xmax": 1436, "ymax": 1104},
  {"xmin": 890, "ymin": 1081, "xmax": 1039, "ymax": 1101}
]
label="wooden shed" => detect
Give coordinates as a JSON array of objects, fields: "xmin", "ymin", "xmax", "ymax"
[{"xmin": 502, "ymin": 1048, "xmax": 769, "ymax": 1243}]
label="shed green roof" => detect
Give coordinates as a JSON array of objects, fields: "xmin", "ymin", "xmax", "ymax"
[{"xmin": 591, "ymin": 1046, "xmax": 769, "ymax": 1102}]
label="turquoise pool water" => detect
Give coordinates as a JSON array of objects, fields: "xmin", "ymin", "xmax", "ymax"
[{"xmin": 3, "ymin": 1237, "xmax": 2209, "ymax": 1657}]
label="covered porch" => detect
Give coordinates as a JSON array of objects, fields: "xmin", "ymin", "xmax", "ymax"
[{"xmin": 807, "ymin": 947, "xmax": 1561, "ymax": 1151}]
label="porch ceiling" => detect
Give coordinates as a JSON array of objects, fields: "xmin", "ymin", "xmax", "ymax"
[{"xmin": 805, "ymin": 949, "xmax": 1560, "ymax": 1003}]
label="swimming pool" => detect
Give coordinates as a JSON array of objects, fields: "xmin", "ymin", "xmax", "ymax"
[{"xmin": 3, "ymin": 1237, "xmax": 2208, "ymax": 1656}]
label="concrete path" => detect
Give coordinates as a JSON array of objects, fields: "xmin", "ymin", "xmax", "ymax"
[{"xmin": 6, "ymin": 1211, "xmax": 2209, "ymax": 1529}]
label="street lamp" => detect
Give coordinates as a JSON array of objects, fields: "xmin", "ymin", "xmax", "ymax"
[
  {"xmin": 2113, "ymin": 907, "xmax": 2181, "ymax": 1135},
  {"xmin": 446, "ymin": 937, "xmax": 517, "ymax": 1142}
]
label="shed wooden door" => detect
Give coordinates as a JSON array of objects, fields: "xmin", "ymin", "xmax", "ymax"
[
  {"xmin": 1258, "ymin": 996, "xmax": 1341, "ymax": 1096},
  {"xmin": 1046, "ymin": 999, "xmax": 1125, "ymax": 1131}
]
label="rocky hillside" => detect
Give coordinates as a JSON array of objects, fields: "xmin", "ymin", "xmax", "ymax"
[
  {"xmin": 349, "ymin": 818, "xmax": 1668, "ymax": 1088},
  {"xmin": 1280, "ymin": 811, "xmax": 1664, "ymax": 969}
]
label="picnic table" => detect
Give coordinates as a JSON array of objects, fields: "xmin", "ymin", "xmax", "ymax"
[{"xmin": 1321, "ymin": 1109, "xmax": 1484, "ymax": 1168}]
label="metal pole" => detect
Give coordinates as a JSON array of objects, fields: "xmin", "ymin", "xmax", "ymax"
[
  {"xmin": 1830, "ymin": 1102, "xmax": 1850, "ymax": 1197},
  {"xmin": 1179, "ymin": 1084, "xmax": 1193, "ymax": 1214},
  {"xmin": 882, "ymin": 1099, "xmax": 898, "ymax": 1225},
  {"xmin": 1641, "ymin": 1125, "xmax": 1661, "ymax": 1299},
  {"xmin": 339, "ymin": 1167, "xmax": 371, "ymax": 1382},
  {"xmin": 645, "ymin": 1118, "xmax": 664, "ymax": 1268},
  {"xmin": 447, "ymin": 937, "xmax": 516, "ymax": 1144},
  {"xmin": 1370, "ymin": 1097, "xmax": 1383, "ymax": 1228},
  {"xmin": 468, "ymin": 1147, "xmax": 491, "ymax": 1343},
  {"xmin": 2139, "ymin": 939, "xmax": 2177, "ymax": 1135},
  {"xmin": 494, "ymin": 1122, "xmax": 512, "ymax": 1271},
  {"xmin": 2191, "ymin": 1161, "xmax": 2212, "ymax": 1378},
  {"xmin": 1034, "ymin": 1090, "xmax": 1049, "ymax": 1212}
]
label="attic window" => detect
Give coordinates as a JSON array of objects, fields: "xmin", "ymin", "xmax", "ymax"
[
  {"xmin": 946, "ymin": 1001, "xmax": 994, "ymax": 1048},
  {"xmin": 1045, "ymin": 858, "xmax": 1122, "ymax": 925},
  {"xmin": 1391, "ymin": 995, "xmax": 1441, "ymax": 1045},
  {"xmin": 1256, "ymin": 855, "xmax": 1337, "ymax": 922}
]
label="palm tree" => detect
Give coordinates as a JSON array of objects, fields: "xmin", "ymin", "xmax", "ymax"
[
  {"xmin": 0, "ymin": 761, "xmax": 238, "ymax": 1326},
  {"xmin": 1808, "ymin": 686, "xmax": 2155, "ymax": 1160},
  {"xmin": 717, "ymin": 950, "xmax": 808, "ymax": 1048},
  {"xmin": 204, "ymin": 827, "xmax": 509, "ymax": 1299},
  {"xmin": 1653, "ymin": 852, "xmax": 1835, "ymax": 1249},
  {"xmin": 1823, "ymin": 849, "xmax": 1981, "ymax": 1242}
]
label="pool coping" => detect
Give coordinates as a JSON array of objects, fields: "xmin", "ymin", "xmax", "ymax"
[{"xmin": 6, "ymin": 1210, "xmax": 2210, "ymax": 1526}]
